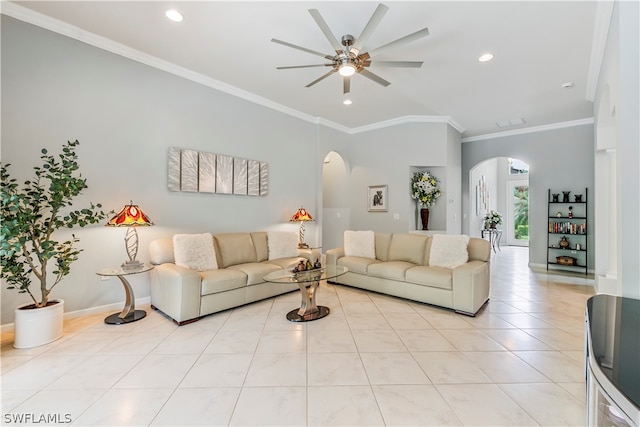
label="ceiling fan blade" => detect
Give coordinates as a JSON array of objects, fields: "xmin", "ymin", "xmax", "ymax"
[
  {"xmin": 352, "ymin": 3, "xmax": 389, "ymax": 53},
  {"xmin": 358, "ymin": 69, "xmax": 391, "ymax": 87},
  {"xmin": 343, "ymin": 76, "xmax": 351, "ymax": 94},
  {"xmin": 305, "ymin": 69, "xmax": 338, "ymax": 88},
  {"xmin": 364, "ymin": 60, "xmax": 423, "ymax": 68},
  {"xmin": 271, "ymin": 38, "xmax": 334, "ymax": 60},
  {"xmin": 277, "ymin": 64, "xmax": 334, "ymax": 70},
  {"xmin": 308, "ymin": 9, "xmax": 343, "ymax": 53},
  {"xmin": 367, "ymin": 27, "xmax": 430, "ymax": 58}
]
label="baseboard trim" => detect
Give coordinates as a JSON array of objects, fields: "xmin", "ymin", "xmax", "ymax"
[{"xmin": 1, "ymin": 297, "xmax": 151, "ymax": 334}]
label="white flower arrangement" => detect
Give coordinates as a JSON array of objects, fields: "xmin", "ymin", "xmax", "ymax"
[
  {"xmin": 483, "ymin": 210, "xmax": 503, "ymax": 227},
  {"xmin": 410, "ymin": 171, "xmax": 442, "ymax": 207}
]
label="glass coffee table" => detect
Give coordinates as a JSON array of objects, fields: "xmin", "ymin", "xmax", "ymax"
[{"xmin": 263, "ymin": 265, "xmax": 348, "ymax": 322}]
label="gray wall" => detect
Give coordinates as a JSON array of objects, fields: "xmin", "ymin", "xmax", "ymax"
[
  {"xmin": 0, "ymin": 16, "xmax": 320, "ymax": 323},
  {"xmin": 462, "ymin": 124, "xmax": 595, "ymax": 268},
  {"xmin": 323, "ymin": 122, "xmax": 459, "ymax": 237}
]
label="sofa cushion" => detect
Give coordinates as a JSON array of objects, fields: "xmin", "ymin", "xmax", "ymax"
[
  {"xmin": 429, "ymin": 234, "xmax": 470, "ymax": 269},
  {"xmin": 267, "ymin": 231, "xmax": 299, "ymax": 260},
  {"xmin": 201, "ymin": 269, "xmax": 247, "ymax": 295},
  {"xmin": 337, "ymin": 256, "xmax": 381, "ymax": 274},
  {"xmin": 173, "ymin": 233, "xmax": 218, "ymax": 272},
  {"xmin": 374, "ymin": 233, "xmax": 392, "ymax": 262},
  {"xmin": 388, "ymin": 234, "xmax": 428, "ymax": 265},
  {"xmin": 405, "ymin": 266, "xmax": 453, "ymax": 290},
  {"xmin": 214, "ymin": 233, "xmax": 257, "ymax": 268},
  {"xmin": 228, "ymin": 262, "xmax": 282, "ymax": 285},
  {"xmin": 367, "ymin": 261, "xmax": 415, "ymax": 281},
  {"xmin": 468, "ymin": 237, "xmax": 491, "ymax": 262},
  {"xmin": 344, "ymin": 230, "xmax": 375, "ymax": 259},
  {"xmin": 251, "ymin": 232, "xmax": 269, "ymax": 262}
]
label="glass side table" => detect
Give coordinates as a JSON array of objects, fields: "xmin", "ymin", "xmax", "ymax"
[
  {"xmin": 263, "ymin": 265, "xmax": 348, "ymax": 322},
  {"xmin": 96, "ymin": 264, "xmax": 154, "ymax": 324}
]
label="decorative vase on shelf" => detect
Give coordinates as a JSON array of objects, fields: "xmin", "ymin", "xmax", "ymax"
[
  {"xmin": 490, "ymin": 223, "xmax": 497, "ymax": 229},
  {"xmin": 420, "ymin": 207, "xmax": 430, "ymax": 230}
]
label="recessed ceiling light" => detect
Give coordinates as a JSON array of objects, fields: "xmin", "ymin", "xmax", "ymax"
[
  {"xmin": 165, "ymin": 9, "xmax": 183, "ymax": 22},
  {"xmin": 562, "ymin": 82, "xmax": 574, "ymax": 89},
  {"xmin": 343, "ymin": 99, "xmax": 352, "ymax": 105},
  {"xmin": 478, "ymin": 53, "xmax": 494, "ymax": 62}
]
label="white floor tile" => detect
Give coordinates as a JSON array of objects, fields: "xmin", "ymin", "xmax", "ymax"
[
  {"xmin": 436, "ymin": 383, "xmax": 538, "ymax": 426},
  {"xmin": 307, "ymin": 385, "xmax": 385, "ymax": 426},
  {"xmin": 179, "ymin": 353, "xmax": 253, "ymax": 388},
  {"xmin": 1, "ymin": 247, "xmax": 595, "ymax": 427},
  {"xmin": 229, "ymin": 386, "xmax": 306, "ymax": 426},
  {"xmin": 360, "ymin": 352, "xmax": 430, "ymax": 385},
  {"xmin": 499, "ymin": 383, "xmax": 587, "ymax": 426},
  {"xmin": 373, "ymin": 384, "xmax": 462, "ymax": 426},
  {"xmin": 151, "ymin": 387, "xmax": 240, "ymax": 426},
  {"xmin": 72, "ymin": 388, "xmax": 173, "ymax": 426}
]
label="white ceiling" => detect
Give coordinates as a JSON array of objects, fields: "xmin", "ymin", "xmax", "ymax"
[{"xmin": 7, "ymin": 1, "xmax": 599, "ymax": 138}]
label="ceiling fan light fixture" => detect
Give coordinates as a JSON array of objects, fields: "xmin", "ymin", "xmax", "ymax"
[{"xmin": 338, "ymin": 63, "xmax": 356, "ymax": 77}]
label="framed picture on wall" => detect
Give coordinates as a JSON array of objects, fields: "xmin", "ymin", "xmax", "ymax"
[{"xmin": 368, "ymin": 185, "xmax": 388, "ymax": 212}]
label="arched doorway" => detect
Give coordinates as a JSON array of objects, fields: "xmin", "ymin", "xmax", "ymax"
[{"xmin": 469, "ymin": 157, "xmax": 529, "ymax": 247}]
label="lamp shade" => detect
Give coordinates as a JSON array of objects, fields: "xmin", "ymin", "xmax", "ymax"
[
  {"xmin": 106, "ymin": 203, "xmax": 153, "ymax": 227},
  {"xmin": 290, "ymin": 207, "xmax": 313, "ymax": 222}
]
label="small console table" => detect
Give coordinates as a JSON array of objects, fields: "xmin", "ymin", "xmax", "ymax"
[
  {"xmin": 481, "ymin": 228, "xmax": 502, "ymax": 253},
  {"xmin": 263, "ymin": 265, "xmax": 348, "ymax": 322},
  {"xmin": 96, "ymin": 264, "xmax": 154, "ymax": 324}
]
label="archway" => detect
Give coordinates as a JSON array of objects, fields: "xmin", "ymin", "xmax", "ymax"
[{"xmin": 469, "ymin": 157, "xmax": 529, "ymax": 247}]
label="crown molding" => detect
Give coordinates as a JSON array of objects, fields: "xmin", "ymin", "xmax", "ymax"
[
  {"xmin": 461, "ymin": 118, "xmax": 594, "ymax": 143},
  {"xmin": 585, "ymin": 0, "xmax": 615, "ymax": 102},
  {"xmin": 2, "ymin": 2, "xmax": 467, "ymax": 138},
  {"xmin": 348, "ymin": 115, "xmax": 465, "ymax": 135},
  {"xmin": 1, "ymin": 2, "xmax": 321, "ymax": 126}
]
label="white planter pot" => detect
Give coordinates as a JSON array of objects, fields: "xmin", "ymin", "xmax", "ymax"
[{"xmin": 14, "ymin": 299, "xmax": 64, "ymax": 349}]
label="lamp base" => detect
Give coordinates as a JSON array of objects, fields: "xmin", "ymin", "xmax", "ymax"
[{"xmin": 121, "ymin": 260, "xmax": 144, "ymax": 271}]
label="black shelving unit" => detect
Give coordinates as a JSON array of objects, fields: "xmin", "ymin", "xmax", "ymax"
[{"xmin": 547, "ymin": 188, "xmax": 588, "ymax": 275}]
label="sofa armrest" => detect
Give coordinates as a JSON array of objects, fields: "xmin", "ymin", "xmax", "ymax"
[
  {"xmin": 150, "ymin": 263, "xmax": 202, "ymax": 324},
  {"xmin": 325, "ymin": 248, "xmax": 345, "ymax": 266},
  {"xmin": 452, "ymin": 260, "xmax": 490, "ymax": 315}
]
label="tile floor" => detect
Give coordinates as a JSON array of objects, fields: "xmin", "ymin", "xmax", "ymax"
[{"xmin": 1, "ymin": 246, "xmax": 596, "ymax": 426}]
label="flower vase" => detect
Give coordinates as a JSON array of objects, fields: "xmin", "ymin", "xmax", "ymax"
[{"xmin": 420, "ymin": 207, "xmax": 430, "ymax": 230}]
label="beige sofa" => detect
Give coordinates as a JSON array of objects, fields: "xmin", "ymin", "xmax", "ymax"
[
  {"xmin": 148, "ymin": 232, "xmax": 311, "ymax": 325},
  {"xmin": 326, "ymin": 232, "xmax": 491, "ymax": 316}
]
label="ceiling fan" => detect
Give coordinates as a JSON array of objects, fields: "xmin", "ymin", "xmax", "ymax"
[{"xmin": 271, "ymin": 3, "xmax": 429, "ymax": 94}]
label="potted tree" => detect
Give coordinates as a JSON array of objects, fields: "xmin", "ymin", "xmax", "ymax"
[{"xmin": 1, "ymin": 140, "xmax": 107, "ymax": 348}]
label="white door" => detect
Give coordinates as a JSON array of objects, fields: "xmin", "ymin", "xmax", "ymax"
[{"xmin": 506, "ymin": 180, "xmax": 529, "ymax": 246}]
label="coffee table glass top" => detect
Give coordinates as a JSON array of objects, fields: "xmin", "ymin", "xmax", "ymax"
[{"xmin": 263, "ymin": 265, "xmax": 348, "ymax": 284}]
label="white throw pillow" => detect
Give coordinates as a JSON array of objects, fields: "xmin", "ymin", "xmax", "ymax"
[
  {"xmin": 429, "ymin": 234, "xmax": 470, "ymax": 269},
  {"xmin": 344, "ymin": 230, "xmax": 376, "ymax": 259},
  {"xmin": 267, "ymin": 231, "xmax": 299, "ymax": 260},
  {"xmin": 173, "ymin": 233, "xmax": 218, "ymax": 271}
]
